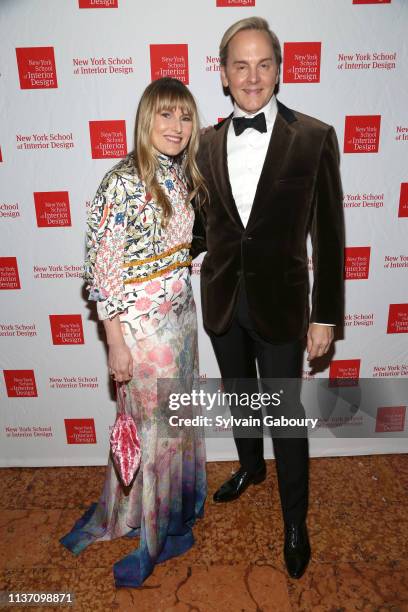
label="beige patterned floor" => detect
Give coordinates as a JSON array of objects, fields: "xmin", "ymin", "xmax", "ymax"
[{"xmin": 1, "ymin": 454, "xmax": 408, "ymax": 611}]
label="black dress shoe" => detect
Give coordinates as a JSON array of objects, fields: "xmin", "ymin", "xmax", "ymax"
[
  {"xmin": 213, "ymin": 466, "xmax": 266, "ymax": 503},
  {"xmin": 284, "ymin": 522, "xmax": 311, "ymax": 579}
]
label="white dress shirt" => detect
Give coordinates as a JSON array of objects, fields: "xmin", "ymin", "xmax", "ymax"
[
  {"xmin": 227, "ymin": 97, "xmax": 277, "ymax": 227},
  {"xmin": 226, "ymin": 96, "xmax": 333, "ymax": 328}
]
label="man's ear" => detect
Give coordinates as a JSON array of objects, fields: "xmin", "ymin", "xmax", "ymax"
[{"xmin": 220, "ymin": 65, "xmax": 229, "ymax": 89}]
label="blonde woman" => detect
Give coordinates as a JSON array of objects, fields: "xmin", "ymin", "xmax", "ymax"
[{"xmin": 60, "ymin": 78, "xmax": 207, "ymax": 587}]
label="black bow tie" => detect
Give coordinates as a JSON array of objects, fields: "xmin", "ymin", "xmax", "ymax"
[{"xmin": 232, "ymin": 112, "xmax": 267, "ymax": 136}]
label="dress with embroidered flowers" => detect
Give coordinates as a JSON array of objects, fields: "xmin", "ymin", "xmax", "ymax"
[{"xmin": 60, "ymin": 152, "xmax": 207, "ymax": 588}]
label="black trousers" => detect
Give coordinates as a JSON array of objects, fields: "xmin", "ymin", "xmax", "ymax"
[{"xmin": 208, "ymin": 285, "xmax": 309, "ymax": 525}]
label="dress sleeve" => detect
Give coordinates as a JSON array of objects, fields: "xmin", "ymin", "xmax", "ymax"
[{"xmin": 84, "ymin": 170, "xmax": 128, "ymax": 321}]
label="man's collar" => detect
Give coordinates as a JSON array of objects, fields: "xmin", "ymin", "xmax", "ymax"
[
  {"xmin": 214, "ymin": 98, "xmax": 297, "ymax": 132},
  {"xmin": 233, "ymin": 96, "xmax": 278, "ymax": 127}
]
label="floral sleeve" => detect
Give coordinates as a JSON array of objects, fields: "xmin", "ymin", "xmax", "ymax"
[{"xmin": 84, "ymin": 169, "xmax": 128, "ymax": 321}]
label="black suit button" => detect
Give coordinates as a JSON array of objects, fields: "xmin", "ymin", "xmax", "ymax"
[{"xmin": 246, "ymin": 235, "xmax": 253, "ymax": 240}]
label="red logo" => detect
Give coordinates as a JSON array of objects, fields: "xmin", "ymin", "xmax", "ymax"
[
  {"xmin": 344, "ymin": 115, "xmax": 381, "ymax": 153},
  {"xmin": 89, "ymin": 120, "xmax": 127, "ymax": 159},
  {"xmin": 387, "ymin": 304, "xmax": 408, "ymax": 334},
  {"xmin": 0, "ymin": 147, "xmax": 3, "ymax": 162},
  {"xmin": 150, "ymin": 44, "xmax": 189, "ymax": 84},
  {"xmin": 3, "ymin": 370, "xmax": 38, "ymax": 397},
  {"xmin": 375, "ymin": 406, "xmax": 405, "ymax": 433},
  {"xmin": 49, "ymin": 315, "xmax": 84, "ymax": 345},
  {"xmin": 78, "ymin": 0, "xmax": 118, "ymax": 7},
  {"xmin": 398, "ymin": 183, "xmax": 408, "ymax": 218},
  {"xmin": 344, "ymin": 246, "xmax": 371, "ymax": 279},
  {"xmin": 329, "ymin": 359, "xmax": 361, "ymax": 386},
  {"xmin": 0, "ymin": 257, "xmax": 21, "ymax": 290},
  {"xmin": 283, "ymin": 42, "xmax": 321, "ymax": 83},
  {"xmin": 16, "ymin": 47, "xmax": 58, "ymax": 89},
  {"xmin": 216, "ymin": 0, "xmax": 255, "ymax": 5},
  {"xmin": 34, "ymin": 192, "xmax": 71, "ymax": 227},
  {"xmin": 353, "ymin": 0, "xmax": 391, "ymax": 4},
  {"xmin": 65, "ymin": 418, "xmax": 97, "ymax": 444}
]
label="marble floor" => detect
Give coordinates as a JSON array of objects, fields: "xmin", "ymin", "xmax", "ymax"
[{"xmin": 1, "ymin": 454, "xmax": 408, "ymax": 611}]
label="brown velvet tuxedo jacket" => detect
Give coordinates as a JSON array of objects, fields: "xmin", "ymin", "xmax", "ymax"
[{"xmin": 192, "ymin": 100, "xmax": 345, "ymax": 343}]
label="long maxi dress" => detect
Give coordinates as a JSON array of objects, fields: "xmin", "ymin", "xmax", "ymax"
[{"xmin": 60, "ymin": 152, "xmax": 207, "ymax": 588}]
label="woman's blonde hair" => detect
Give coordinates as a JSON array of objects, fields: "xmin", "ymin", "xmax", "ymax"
[{"xmin": 133, "ymin": 77, "xmax": 206, "ymax": 225}]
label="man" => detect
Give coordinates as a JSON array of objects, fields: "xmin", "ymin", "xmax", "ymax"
[{"xmin": 192, "ymin": 17, "xmax": 344, "ymax": 579}]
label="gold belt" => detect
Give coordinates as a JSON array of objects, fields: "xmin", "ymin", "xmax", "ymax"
[
  {"xmin": 124, "ymin": 259, "xmax": 192, "ymax": 284},
  {"xmin": 123, "ymin": 242, "xmax": 191, "ymax": 268},
  {"xmin": 123, "ymin": 243, "xmax": 192, "ymax": 285}
]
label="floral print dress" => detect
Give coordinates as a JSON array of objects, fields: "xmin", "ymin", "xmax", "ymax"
[{"xmin": 60, "ymin": 153, "xmax": 207, "ymax": 588}]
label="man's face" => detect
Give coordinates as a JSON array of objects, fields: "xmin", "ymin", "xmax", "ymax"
[{"xmin": 221, "ymin": 29, "xmax": 279, "ymax": 115}]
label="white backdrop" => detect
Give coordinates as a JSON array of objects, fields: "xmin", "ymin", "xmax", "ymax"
[{"xmin": 1, "ymin": 0, "xmax": 407, "ymax": 467}]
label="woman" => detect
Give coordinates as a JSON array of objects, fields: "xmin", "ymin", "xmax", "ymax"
[{"xmin": 60, "ymin": 78, "xmax": 207, "ymax": 588}]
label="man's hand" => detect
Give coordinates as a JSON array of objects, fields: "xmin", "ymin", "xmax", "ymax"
[{"xmin": 306, "ymin": 324, "xmax": 334, "ymax": 361}]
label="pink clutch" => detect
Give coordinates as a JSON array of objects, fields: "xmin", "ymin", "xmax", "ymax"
[{"xmin": 110, "ymin": 383, "xmax": 141, "ymax": 486}]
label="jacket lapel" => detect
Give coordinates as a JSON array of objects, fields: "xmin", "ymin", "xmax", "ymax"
[
  {"xmin": 209, "ymin": 116, "xmax": 245, "ymax": 229},
  {"xmin": 246, "ymin": 109, "xmax": 297, "ymax": 230}
]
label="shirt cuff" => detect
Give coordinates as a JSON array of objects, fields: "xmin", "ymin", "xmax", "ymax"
[{"xmin": 311, "ymin": 322, "xmax": 335, "ymax": 327}]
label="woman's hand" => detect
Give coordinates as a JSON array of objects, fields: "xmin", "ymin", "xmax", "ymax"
[
  {"xmin": 108, "ymin": 342, "xmax": 133, "ymax": 382},
  {"xmin": 102, "ymin": 315, "xmax": 133, "ymax": 382}
]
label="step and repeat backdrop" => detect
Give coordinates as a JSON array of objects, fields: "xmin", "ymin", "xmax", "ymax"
[{"xmin": 1, "ymin": 0, "xmax": 407, "ymax": 466}]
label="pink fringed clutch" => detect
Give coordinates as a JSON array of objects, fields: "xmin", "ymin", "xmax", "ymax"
[{"xmin": 110, "ymin": 383, "xmax": 141, "ymax": 486}]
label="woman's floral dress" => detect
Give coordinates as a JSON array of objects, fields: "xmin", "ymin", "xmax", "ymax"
[{"xmin": 60, "ymin": 153, "xmax": 207, "ymax": 588}]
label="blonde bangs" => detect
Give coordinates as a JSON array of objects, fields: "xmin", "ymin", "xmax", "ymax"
[
  {"xmin": 154, "ymin": 90, "xmax": 197, "ymax": 130},
  {"xmin": 155, "ymin": 97, "xmax": 195, "ymax": 118}
]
